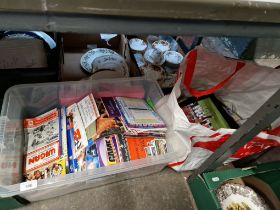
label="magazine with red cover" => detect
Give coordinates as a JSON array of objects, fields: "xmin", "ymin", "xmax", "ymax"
[
  {"xmin": 126, "ymin": 137, "xmax": 167, "ymax": 161},
  {"xmin": 23, "ymin": 108, "xmax": 64, "ymax": 180}
]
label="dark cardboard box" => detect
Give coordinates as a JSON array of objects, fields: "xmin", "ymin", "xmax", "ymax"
[
  {"xmin": 0, "ymin": 34, "xmax": 60, "ymax": 99},
  {"xmin": 127, "ymin": 35, "xmax": 185, "ymax": 89},
  {"xmin": 61, "ymin": 34, "xmax": 132, "ymax": 81},
  {"xmin": 0, "ymin": 39, "xmax": 47, "ymax": 69}
]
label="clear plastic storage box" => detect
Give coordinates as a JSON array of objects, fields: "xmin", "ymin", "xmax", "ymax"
[{"xmin": 0, "ymin": 78, "xmax": 182, "ymax": 202}]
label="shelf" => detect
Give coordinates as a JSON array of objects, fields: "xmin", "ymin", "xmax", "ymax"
[{"xmin": 0, "ymin": 0, "xmax": 280, "ymax": 36}]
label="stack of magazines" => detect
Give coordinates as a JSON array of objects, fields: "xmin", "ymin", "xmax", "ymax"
[
  {"xmin": 100, "ymin": 97, "xmax": 166, "ymax": 137},
  {"xmin": 23, "ymin": 94, "xmax": 167, "ymax": 181}
]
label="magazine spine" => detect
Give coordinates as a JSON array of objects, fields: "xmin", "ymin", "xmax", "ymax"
[
  {"xmin": 66, "ymin": 116, "xmax": 78, "ymax": 173},
  {"xmin": 58, "ymin": 109, "xmax": 63, "ymax": 158},
  {"xmin": 61, "ymin": 107, "xmax": 69, "ymax": 173}
]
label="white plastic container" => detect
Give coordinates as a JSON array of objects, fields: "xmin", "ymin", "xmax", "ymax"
[{"xmin": 0, "ymin": 78, "xmax": 183, "ymax": 202}]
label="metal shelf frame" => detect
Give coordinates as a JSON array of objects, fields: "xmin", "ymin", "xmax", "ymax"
[
  {"xmin": 0, "ymin": 0, "xmax": 280, "ymax": 179},
  {"xmin": 189, "ymin": 88, "xmax": 280, "ymax": 181},
  {"xmin": 0, "ymin": 0, "xmax": 280, "ymax": 37},
  {"xmin": 1, "ymin": 0, "xmax": 280, "ymax": 23},
  {"xmin": 1, "ymin": 12, "xmax": 280, "ymax": 37}
]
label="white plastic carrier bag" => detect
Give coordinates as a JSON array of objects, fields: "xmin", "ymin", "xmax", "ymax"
[
  {"xmin": 180, "ymin": 46, "xmax": 280, "ymax": 128},
  {"xmin": 156, "ymin": 47, "xmax": 280, "ymax": 171}
]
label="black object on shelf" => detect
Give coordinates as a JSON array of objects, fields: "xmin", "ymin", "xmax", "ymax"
[{"xmin": 0, "ymin": 32, "xmax": 61, "ymax": 99}]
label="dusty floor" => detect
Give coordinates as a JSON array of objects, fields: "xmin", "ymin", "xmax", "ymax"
[{"xmin": 19, "ymin": 168, "xmax": 196, "ymax": 210}]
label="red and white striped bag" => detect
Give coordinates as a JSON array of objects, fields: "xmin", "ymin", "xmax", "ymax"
[{"xmin": 156, "ymin": 47, "xmax": 280, "ymax": 171}]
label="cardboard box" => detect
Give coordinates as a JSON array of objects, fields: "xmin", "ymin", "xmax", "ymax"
[
  {"xmin": 0, "ymin": 35, "xmax": 60, "ymax": 99},
  {"xmin": 243, "ymin": 175, "xmax": 280, "ymax": 210},
  {"xmin": 61, "ymin": 34, "xmax": 132, "ymax": 81},
  {"xmin": 0, "ymin": 39, "xmax": 47, "ymax": 69},
  {"xmin": 188, "ymin": 161, "xmax": 280, "ymax": 210},
  {"xmin": 127, "ymin": 35, "xmax": 185, "ymax": 89},
  {"xmin": 63, "ymin": 34, "xmax": 121, "ymax": 51}
]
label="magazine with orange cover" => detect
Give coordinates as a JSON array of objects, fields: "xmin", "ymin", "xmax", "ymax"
[{"xmin": 126, "ymin": 137, "xmax": 167, "ymax": 160}]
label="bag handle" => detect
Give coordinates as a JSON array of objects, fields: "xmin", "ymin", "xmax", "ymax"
[{"xmin": 183, "ymin": 49, "xmax": 246, "ymax": 98}]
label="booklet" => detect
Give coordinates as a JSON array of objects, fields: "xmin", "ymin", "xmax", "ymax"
[
  {"xmin": 86, "ymin": 139, "xmax": 100, "ymax": 170},
  {"xmin": 23, "ymin": 108, "xmax": 64, "ymax": 180},
  {"xmin": 77, "ymin": 94, "xmax": 100, "ymax": 140},
  {"xmin": 66, "ymin": 114, "xmax": 78, "ymax": 173},
  {"xmin": 92, "ymin": 99, "xmax": 125, "ymax": 140},
  {"xmin": 115, "ymin": 134, "xmax": 130, "ymax": 162},
  {"xmin": 126, "ymin": 137, "xmax": 167, "ymax": 161},
  {"xmin": 96, "ymin": 135, "xmax": 120, "ymax": 167},
  {"xmin": 60, "ymin": 107, "xmax": 69, "ymax": 173},
  {"xmin": 115, "ymin": 97, "xmax": 166, "ymax": 128},
  {"xmin": 67, "ymin": 103, "xmax": 88, "ymax": 171}
]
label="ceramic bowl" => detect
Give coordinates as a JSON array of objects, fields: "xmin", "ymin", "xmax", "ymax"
[
  {"xmin": 152, "ymin": 40, "xmax": 171, "ymax": 52},
  {"xmin": 129, "ymin": 38, "xmax": 147, "ymax": 53},
  {"xmin": 159, "ymin": 35, "xmax": 178, "ymax": 51},
  {"xmin": 164, "ymin": 51, "xmax": 184, "ymax": 68},
  {"xmin": 144, "ymin": 48, "xmax": 165, "ymax": 66},
  {"xmin": 80, "ymin": 48, "xmax": 119, "ymax": 74}
]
